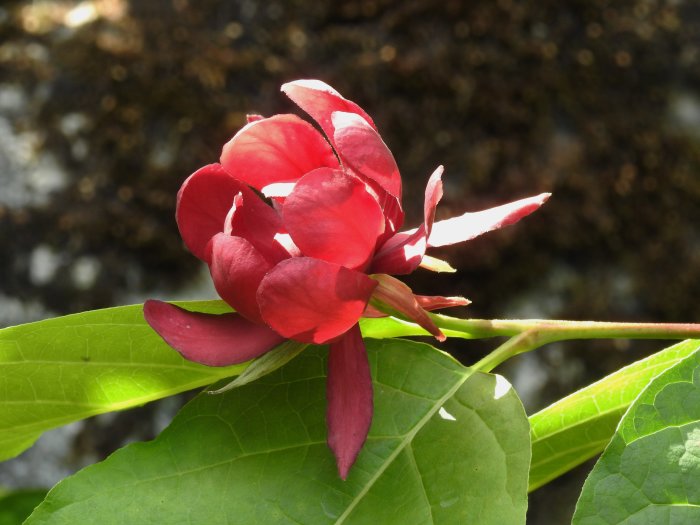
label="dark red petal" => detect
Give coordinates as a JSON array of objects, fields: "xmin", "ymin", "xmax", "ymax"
[
  {"xmin": 143, "ymin": 300, "xmax": 283, "ymax": 367},
  {"xmin": 209, "ymin": 233, "xmax": 274, "ymax": 324},
  {"xmin": 176, "ymin": 163, "xmax": 244, "ymax": 263},
  {"xmin": 220, "ymin": 114, "xmax": 339, "ymax": 194},
  {"xmin": 281, "ymin": 80, "xmax": 377, "ymax": 147},
  {"xmin": 422, "ymin": 165, "xmax": 444, "ymax": 237},
  {"xmin": 283, "ymin": 168, "xmax": 385, "ymax": 270},
  {"xmin": 428, "ymin": 192, "xmax": 552, "ymax": 248},
  {"xmin": 370, "ymin": 166, "xmax": 444, "ymax": 275},
  {"xmin": 326, "ymin": 324, "xmax": 373, "ymax": 480},
  {"xmin": 225, "ymin": 190, "xmax": 293, "ymax": 263},
  {"xmin": 257, "ymin": 257, "xmax": 378, "ymax": 344},
  {"xmin": 370, "ymin": 274, "xmax": 445, "ymax": 341},
  {"xmin": 332, "ymin": 111, "xmax": 401, "ymax": 199}
]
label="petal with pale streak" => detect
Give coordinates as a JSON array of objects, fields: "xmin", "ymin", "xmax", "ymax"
[
  {"xmin": 209, "ymin": 233, "xmax": 274, "ymax": 324},
  {"xmin": 281, "ymin": 80, "xmax": 377, "ymax": 147},
  {"xmin": 176, "ymin": 163, "xmax": 244, "ymax": 263},
  {"xmin": 370, "ymin": 166, "xmax": 444, "ymax": 274},
  {"xmin": 226, "ymin": 190, "xmax": 292, "ymax": 263},
  {"xmin": 326, "ymin": 324, "xmax": 373, "ymax": 480},
  {"xmin": 257, "ymin": 257, "xmax": 378, "ymax": 344},
  {"xmin": 220, "ymin": 114, "xmax": 339, "ymax": 193},
  {"xmin": 283, "ymin": 168, "xmax": 385, "ymax": 270},
  {"xmin": 143, "ymin": 300, "xmax": 283, "ymax": 367},
  {"xmin": 415, "ymin": 295, "xmax": 471, "ymax": 311},
  {"xmin": 332, "ymin": 111, "xmax": 401, "ymax": 199},
  {"xmin": 428, "ymin": 192, "xmax": 551, "ymax": 248}
]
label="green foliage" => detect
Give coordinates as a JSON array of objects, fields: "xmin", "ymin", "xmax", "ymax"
[
  {"xmin": 0, "ymin": 489, "xmax": 47, "ymax": 525},
  {"xmin": 0, "ymin": 302, "xmax": 244, "ymax": 462},
  {"xmin": 573, "ymin": 347, "xmax": 700, "ymax": 524},
  {"xmin": 0, "ymin": 302, "xmax": 466, "ymax": 463},
  {"xmin": 529, "ymin": 339, "xmax": 700, "ymax": 491},
  {"xmin": 25, "ymin": 339, "xmax": 531, "ymax": 525}
]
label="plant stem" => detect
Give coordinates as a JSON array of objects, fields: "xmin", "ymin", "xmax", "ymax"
[
  {"xmin": 428, "ymin": 315, "xmax": 700, "ymax": 372},
  {"xmin": 430, "ymin": 314, "xmax": 700, "ymax": 342},
  {"xmin": 471, "ymin": 331, "xmax": 541, "ymax": 373}
]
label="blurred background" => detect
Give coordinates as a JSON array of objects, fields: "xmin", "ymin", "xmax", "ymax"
[{"xmin": 0, "ymin": 0, "xmax": 699, "ymax": 522}]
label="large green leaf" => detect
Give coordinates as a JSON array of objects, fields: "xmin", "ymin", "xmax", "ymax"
[
  {"xmin": 572, "ymin": 346, "xmax": 700, "ymax": 524},
  {"xmin": 0, "ymin": 300, "xmax": 464, "ymax": 463},
  {"xmin": 26, "ymin": 339, "xmax": 531, "ymax": 525},
  {"xmin": 529, "ymin": 339, "xmax": 700, "ymax": 491},
  {"xmin": 0, "ymin": 301, "xmax": 244, "ymax": 462}
]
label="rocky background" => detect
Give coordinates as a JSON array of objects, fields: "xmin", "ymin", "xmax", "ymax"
[{"xmin": 1, "ymin": 1, "xmax": 699, "ymax": 522}]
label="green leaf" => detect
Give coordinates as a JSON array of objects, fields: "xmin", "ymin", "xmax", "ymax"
[
  {"xmin": 572, "ymin": 345, "xmax": 700, "ymax": 524},
  {"xmin": 208, "ymin": 341, "xmax": 308, "ymax": 393},
  {"xmin": 0, "ymin": 489, "xmax": 47, "ymax": 525},
  {"xmin": 26, "ymin": 339, "xmax": 531, "ymax": 525},
  {"xmin": 0, "ymin": 300, "xmax": 467, "ymax": 463},
  {"xmin": 0, "ymin": 301, "xmax": 244, "ymax": 462},
  {"xmin": 359, "ymin": 316, "xmax": 472, "ymax": 340},
  {"xmin": 529, "ymin": 339, "xmax": 700, "ymax": 491}
]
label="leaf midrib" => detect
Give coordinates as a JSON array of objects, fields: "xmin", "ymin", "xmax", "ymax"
[{"xmin": 334, "ymin": 367, "xmax": 474, "ymax": 524}]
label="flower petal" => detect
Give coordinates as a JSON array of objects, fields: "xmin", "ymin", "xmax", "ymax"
[
  {"xmin": 143, "ymin": 300, "xmax": 283, "ymax": 366},
  {"xmin": 415, "ymin": 295, "xmax": 471, "ymax": 310},
  {"xmin": 220, "ymin": 114, "xmax": 339, "ymax": 194},
  {"xmin": 332, "ymin": 111, "xmax": 405, "ymax": 241},
  {"xmin": 332, "ymin": 111, "xmax": 401, "ymax": 199},
  {"xmin": 225, "ymin": 190, "xmax": 294, "ymax": 263},
  {"xmin": 209, "ymin": 233, "xmax": 275, "ymax": 324},
  {"xmin": 257, "ymin": 257, "xmax": 378, "ymax": 344},
  {"xmin": 281, "ymin": 79, "xmax": 377, "ymax": 146},
  {"xmin": 369, "ymin": 274, "xmax": 445, "ymax": 341},
  {"xmin": 283, "ymin": 168, "xmax": 385, "ymax": 270},
  {"xmin": 326, "ymin": 324, "xmax": 373, "ymax": 480},
  {"xmin": 176, "ymin": 163, "xmax": 244, "ymax": 263},
  {"xmin": 370, "ymin": 166, "xmax": 444, "ymax": 274},
  {"xmin": 428, "ymin": 192, "xmax": 551, "ymax": 248}
]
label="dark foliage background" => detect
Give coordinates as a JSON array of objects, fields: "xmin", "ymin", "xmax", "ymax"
[{"xmin": 1, "ymin": 1, "xmax": 699, "ymax": 522}]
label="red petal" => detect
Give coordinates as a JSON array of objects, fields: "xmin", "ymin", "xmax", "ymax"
[
  {"xmin": 225, "ymin": 190, "xmax": 293, "ymax": 263},
  {"xmin": 143, "ymin": 300, "xmax": 283, "ymax": 366},
  {"xmin": 415, "ymin": 295, "xmax": 471, "ymax": 311},
  {"xmin": 257, "ymin": 257, "xmax": 378, "ymax": 344},
  {"xmin": 283, "ymin": 168, "xmax": 385, "ymax": 270},
  {"xmin": 220, "ymin": 114, "xmax": 339, "ymax": 194},
  {"xmin": 176, "ymin": 164, "xmax": 244, "ymax": 263},
  {"xmin": 332, "ymin": 111, "xmax": 401, "ymax": 199},
  {"xmin": 209, "ymin": 233, "xmax": 275, "ymax": 324},
  {"xmin": 370, "ymin": 166, "xmax": 444, "ymax": 274},
  {"xmin": 326, "ymin": 324, "xmax": 373, "ymax": 480},
  {"xmin": 428, "ymin": 192, "xmax": 551, "ymax": 248},
  {"xmin": 370, "ymin": 274, "xmax": 445, "ymax": 341},
  {"xmin": 281, "ymin": 80, "xmax": 377, "ymax": 147}
]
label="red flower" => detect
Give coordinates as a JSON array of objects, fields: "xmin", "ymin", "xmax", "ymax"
[{"xmin": 144, "ymin": 80, "xmax": 549, "ymax": 479}]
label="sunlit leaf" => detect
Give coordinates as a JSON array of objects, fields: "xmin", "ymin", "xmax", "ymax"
[
  {"xmin": 572, "ymin": 345, "xmax": 700, "ymax": 524},
  {"xmin": 0, "ymin": 301, "xmax": 243, "ymax": 462},
  {"xmin": 26, "ymin": 339, "xmax": 531, "ymax": 525},
  {"xmin": 529, "ymin": 339, "xmax": 700, "ymax": 491},
  {"xmin": 0, "ymin": 301, "xmax": 473, "ymax": 463}
]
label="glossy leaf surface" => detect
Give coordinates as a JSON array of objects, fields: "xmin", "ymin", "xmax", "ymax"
[
  {"xmin": 27, "ymin": 339, "xmax": 531, "ymax": 525},
  {"xmin": 573, "ymin": 345, "xmax": 700, "ymax": 524},
  {"xmin": 0, "ymin": 301, "xmax": 458, "ymax": 463},
  {"xmin": 0, "ymin": 301, "xmax": 243, "ymax": 462}
]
